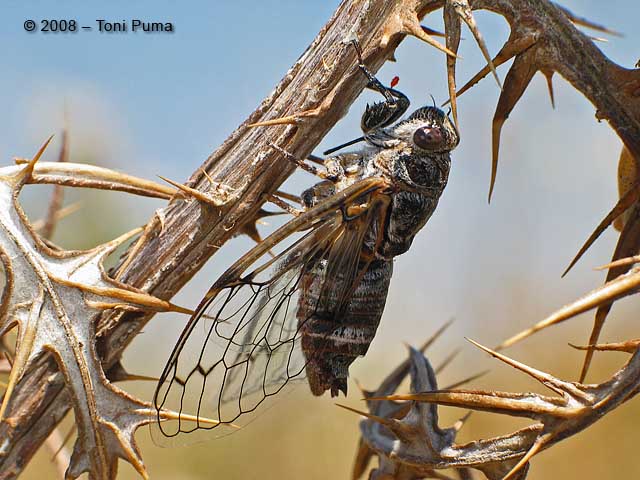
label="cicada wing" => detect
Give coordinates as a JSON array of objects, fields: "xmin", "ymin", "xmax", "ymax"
[
  {"xmin": 152, "ymin": 219, "xmax": 343, "ymax": 445},
  {"xmin": 152, "ymin": 176, "xmax": 391, "ymax": 445},
  {"xmin": 213, "ymin": 238, "xmax": 330, "ymax": 405},
  {"xmin": 318, "ymin": 200, "xmax": 386, "ymax": 317}
]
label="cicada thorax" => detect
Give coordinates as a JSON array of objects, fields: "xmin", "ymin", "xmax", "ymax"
[{"xmin": 381, "ymin": 154, "xmax": 451, "ymax": 257}]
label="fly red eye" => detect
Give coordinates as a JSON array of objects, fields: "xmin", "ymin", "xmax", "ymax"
[
  {"xmin": 413, "ymin": 126, "xmax": 443, "ymax": 149},
  {"xmin": 390, "ymin": 76, "xmax": 400, "ymax": 88}
]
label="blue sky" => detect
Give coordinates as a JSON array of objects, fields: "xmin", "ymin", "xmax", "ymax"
[{"xmin": 1, "ymin": 0, "xmax": 637, "ymax": 180}]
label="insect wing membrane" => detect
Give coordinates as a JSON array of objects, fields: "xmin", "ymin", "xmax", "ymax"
[
  {"xmin": 152, "ymin": 177, "xmax": 391, "ymax": 445},
  {"xmin": 152, "ymin": 219, "xmax": 342, "ymax": 445}
]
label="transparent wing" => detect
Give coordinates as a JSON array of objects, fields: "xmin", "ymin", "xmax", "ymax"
[{"xmin": 152, "ymin": 177, "xmax": 390, "ymax": 445}]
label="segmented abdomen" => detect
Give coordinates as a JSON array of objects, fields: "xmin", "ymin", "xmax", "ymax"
[{"xmin": 297, "ymin": 258, "xmax": 392, "ymax": 396}]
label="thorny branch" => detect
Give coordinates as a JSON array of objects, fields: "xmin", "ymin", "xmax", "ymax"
[
  {"xmin": 0, "ymin": 0, "xmax": 639, "ymax": 478},
  {"xmin": 450, "ymin": 0, "xmax": 640, "ymax": 383},
  {"xmin": 347, "ymin": 327, "xmax": 640, "ymax": 480}
]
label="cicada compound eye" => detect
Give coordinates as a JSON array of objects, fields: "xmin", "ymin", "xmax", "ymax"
[{"xmin": 413, "ymin": 126, "xmax": 443, "ymax": 150}]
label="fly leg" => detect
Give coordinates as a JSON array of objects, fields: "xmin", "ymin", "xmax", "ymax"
[
  {"xmin": 324, "ymin": 40, "xmax": 411, "ymax": 155},
  {"xmin": 301, "ymin": 181, "xmax": 337, "ymax": 209},
  {"xmin": 351, "ymin": 40, "xmax": 410, "ymax": 134},
  {"xmin": 269, "ymin": 142, "xmax": 344, "ymax": 182},
  {"xmin": 306, "ymin": 154, "xmax": 325, "ymax": 166}
]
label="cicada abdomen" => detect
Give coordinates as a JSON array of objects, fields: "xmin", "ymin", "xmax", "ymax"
[{"xmin": 298, "ymin": 254, "xmax": 393, "ymax": 396}]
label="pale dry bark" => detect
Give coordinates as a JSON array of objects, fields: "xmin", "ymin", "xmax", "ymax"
[{"xmin": 1, "ymin": 0, "xmax": 639, "ymax": 478}]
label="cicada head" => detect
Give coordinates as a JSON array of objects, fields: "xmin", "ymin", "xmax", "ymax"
[{"xmin": 393, "ymin": 106, "xmax": 460, "ymax": 154}]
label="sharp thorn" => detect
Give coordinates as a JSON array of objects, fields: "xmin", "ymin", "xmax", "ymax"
[
  {"xmin": 467, "ymin": 338, "xmax": 569, "ymax": 396},
  {"xmin": 335, "ymin": 403, "xmax": 393, "ymax": 427}
]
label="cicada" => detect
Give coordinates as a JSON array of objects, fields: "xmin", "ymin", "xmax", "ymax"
[{"xmin": 153, "ymin": 48, "xmax": 459, "ymax": 442}]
